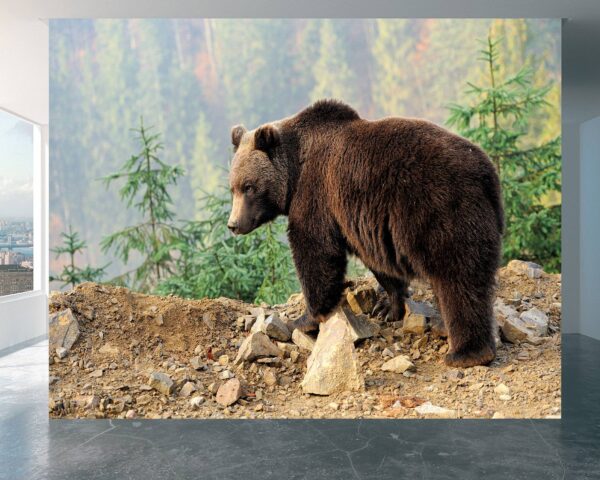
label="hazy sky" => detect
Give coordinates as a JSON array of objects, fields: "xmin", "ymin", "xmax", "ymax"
[{"xmin": 0, "ymin": 109, "xmax": 33, "ymax": 218}]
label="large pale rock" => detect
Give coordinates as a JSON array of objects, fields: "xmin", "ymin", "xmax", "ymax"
[
  {"xmin": 301, "ymin": 314, "xmax": 364, "ymax": 395},
  {"xmin": 49, "ymin": 309, "xmax": 80, "ymax": 352},
  {"xmin": 346, "ymin": 285, "xmax": 378, "ymax": 315},
  {"xmin": 331, "ymin": 305, "xmax": 375, "ymax": 343},
  {"xmin": 216, "ymin": 378, "xmax": 242, "ymax": 406},
  {"xmin": 381, "ymin": 355, "xmax": 416, "ymax": 373},
  {"xmin": 234, "ymin": 332, "xmax": 282, "ymax": 365},
  {"xmin": 252, "ymin": 312, "xmax": 291, "ymax": 341},
  {"xmin": 402, "ymin": 300, "xmax": 438, "ymax": 335},
  {"xmin": 291, "ymin": 329, "xmax": 316, "ymax": 351}
]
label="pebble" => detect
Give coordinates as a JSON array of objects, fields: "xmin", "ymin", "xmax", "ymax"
[
  {"xmin": 381, "ymin": 355, "xmax": 416, "ymax": 374},
  {"xmin": 218, "ymin": 355, "xmax": 229, "ymax": 366},
  {"xmin": 179, "ymin": 382, "xmax": 197, "ymax": 397},
  {"xmin": 216, "ymin": 378, "xmax": 242, "ymax": 407},
  {"xmin": 148, "ymin": 372, "xmax": 175, "ymax": 396},
  {"xmin": 56, "ymin": 347, "xmax": 68, "ymax": 359},
  {"xmin": 263, "ymin": 368, "xmax": 278, "ymax": 386},
  {"xmin": 190, "ymin": 396, "xmax": 205, "ymax": 409},
  {"xmin": 414, "ymin": 402, "xmax": 457, "ymax": 418},
  {"xmin": 190, "ymin": 356, "xmax": 206, "ymax": 370},
  {"xmin": 252, "ymin": 312, "xmax": 291, "ymax": 341},
  {"xmin": 89, "ymin": 369, "xmax": 103, "ymax": 378},
  {"xmin": 125, "ymin": 409, "xmax": 137, "ymax": 419},
  {"xmin": 235, "ymin": 332, "xmax": 283, "ymax": 364},
  {"xmin": 447, "ymin": 369, "xmax": 464, "ymax": 381},
  {"xmin": 382, "ymin": 348, "xmax": 395, "ymax": 358},
  {"xmin": 494, "ymin": 383, "xmax": 510, "ymax": 396}
]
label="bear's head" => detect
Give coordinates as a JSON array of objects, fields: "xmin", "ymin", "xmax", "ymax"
[{"xmin": 227, "ymin": 123, "xmax": 287, "ymax": 235}]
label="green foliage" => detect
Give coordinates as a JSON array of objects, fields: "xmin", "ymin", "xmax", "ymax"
[
  {"xmin": 156, "ymin": 188, "xmax": 299, "ymax": 305},
  {"xmin": 101, "ymin": 117, "xmax": 185, "ymax": 291},
  {"xmin": 50, "ymin": 225, "xmax": 108, "ymax": 289},
  {"xmin": 447, "ymin": 35, "xmax": 561, "ymax": 271},
  {"xmin": 310, "ymin": 20, "xmax": 359, "ymax": 106}
]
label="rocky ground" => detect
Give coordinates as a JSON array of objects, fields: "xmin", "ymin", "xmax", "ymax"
[{"xmin": 48, "ymin": 260, "xmax": 561, "ymax": 420}]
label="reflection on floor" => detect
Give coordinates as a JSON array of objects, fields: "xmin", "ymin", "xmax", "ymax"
[{"xmin": 0, "ymin": 335, "xmax": 599, "ymax": 479}]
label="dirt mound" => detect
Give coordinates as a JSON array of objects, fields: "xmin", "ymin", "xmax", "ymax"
[{"xmin": 48, "ymin": 261, "xmax": 561, "ymax": 419}]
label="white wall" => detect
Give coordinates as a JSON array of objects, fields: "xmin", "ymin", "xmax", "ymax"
[
  {"xmin": 0, "ymin": 12, "xmax": 49, "ymax": 351},
  {"xmin": 0, "ymin": 13, "xmax": 48, "ymax": 125},
  {"xmin": 580, "ymin": 116, "xmax": 600, "ymax": 340}
]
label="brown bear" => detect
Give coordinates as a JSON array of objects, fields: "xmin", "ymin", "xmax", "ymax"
[{"xmin": 227, "ymin": 99, "xmax": 504, "ymax": 368}]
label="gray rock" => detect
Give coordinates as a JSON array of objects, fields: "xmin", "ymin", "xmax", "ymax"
[
  {"xmin": 49, "ymin": 309, "xmax": 80, "ymax": 352},
  {"xmin": 292, "ymin": 329, "xmax": 316, "ymax": 351},
  {"xmin": 55, "ymin": 347, "xmax": 68, "ymax": 359},
  {"xmin": 252, "ymin": 312, "xmax": 291, "ymax": 341},
  {"xmin": 382, "ymin": 348, "xmax": 395, "ymax": 358},
  {"xmin": 179, "ymin": 381, "xmax": 197, "ymax": 397},
  {"xmin": 234, "ymin": 332, "xmax": 282, "ymax": 364},
  {"xmin": 519, "ymin": 308, "xmax": 548, "ymax": 336},
  {"xmin": 216, "ymin": 378, "xmax": 242, "ymax": 406},
  {"xmin": 495, "ymin": 300, "xmax": 548, "ymax": 343},
  {"xmin": 381, "ymin": 355, "xmax": 416, "ymax": 373},
  {"xmin": 190, "ymin": 396, "xmax": 205, "ymax": 409},
  {"xmin": 189, "ymin": 356, "xmax": 205, "ymax": 370},
  {"xmin": 506, "ymin": 259, "xmax": 543, "ymax": 278},
  {"xmin": 301, "ymin": 313, "xmax": 364, "ymax": 395},
  {"xmin": 148, "ymin": 372, "xmax": 175, "ymax": 395}
]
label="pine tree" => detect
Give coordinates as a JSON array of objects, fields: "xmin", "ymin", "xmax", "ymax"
[
  {"xmin": 156, "ymin": 188, "xmax": 298, "ymax": 305},
  {"xmin": 50, "ymin": 225, "xmax": 108, "ymax": 289},
  {"xmin": 101, "ymin": 117, "xmax": 184, "ymax": 291},
  {"xmin": 447, "ymin": 35, "xmax": 561, "ymax": 271}
]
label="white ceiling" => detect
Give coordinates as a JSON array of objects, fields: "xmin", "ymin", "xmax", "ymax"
[
  {"xmin": 0, "ymin": 0, "xmax": 599, "ymax": 125},
  {"xmin": 1, "ymin": 0, "xmax": 600, "ymax": 19}
]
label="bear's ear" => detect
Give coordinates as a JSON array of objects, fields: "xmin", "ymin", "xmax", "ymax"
[
  {"xmin": 231, "ymin": 125, "xmax": 247, "ymax": 151},
  {"xmin": 254, "ymin": 124, "xmax": 281, "ymax": 153}
]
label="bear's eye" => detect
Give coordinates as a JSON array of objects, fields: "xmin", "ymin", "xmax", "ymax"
[{"xmin": 243, "ymin": 184, "xmax": 255, "ymax": 195}]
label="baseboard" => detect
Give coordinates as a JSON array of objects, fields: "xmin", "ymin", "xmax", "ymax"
[{"xmin": 0, "ymin": 334, "xmax": 47, "ymax": 358}]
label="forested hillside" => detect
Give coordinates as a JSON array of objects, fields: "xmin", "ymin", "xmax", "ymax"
[{"xmin": 49, "ymin": 19, "xmax": 560, "ymax": 283}]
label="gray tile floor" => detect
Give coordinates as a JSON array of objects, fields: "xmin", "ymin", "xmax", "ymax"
[{"xmin": 1, "ymin": 335, "xmax": 599, "ymax": 479}]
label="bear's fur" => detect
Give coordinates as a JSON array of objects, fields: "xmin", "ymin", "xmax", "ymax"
[{"xmin": 228, "ymin": 99, "xmax": 504, "ymax": 368}]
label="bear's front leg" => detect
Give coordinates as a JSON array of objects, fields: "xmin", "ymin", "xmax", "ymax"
[{"xmin": 287, "ymin": 223, "xmax": 348, "ymax": 333}]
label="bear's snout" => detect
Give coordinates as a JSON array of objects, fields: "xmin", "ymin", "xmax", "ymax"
[{"xmin": 227, "ymin": 220, "xmax": 239, "ymax": 235}]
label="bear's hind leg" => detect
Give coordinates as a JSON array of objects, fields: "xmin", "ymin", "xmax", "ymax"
[
  {"xmin": 432, "ymin": 279, "xmax": 496, "ymax": 368},
  {"xmin": 371, "ymin": 272, "xmax": 409, "ymax": 323}
]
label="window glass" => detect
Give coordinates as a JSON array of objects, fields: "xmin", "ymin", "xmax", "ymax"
[{"xmin": 0, "ymin": 109, "xmax": 34, "ymax": 296}]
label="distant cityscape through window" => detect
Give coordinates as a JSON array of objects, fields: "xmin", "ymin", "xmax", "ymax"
[{"xmin": 0, "ymin": 110, "xmax": 34, "ymax": 296}]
